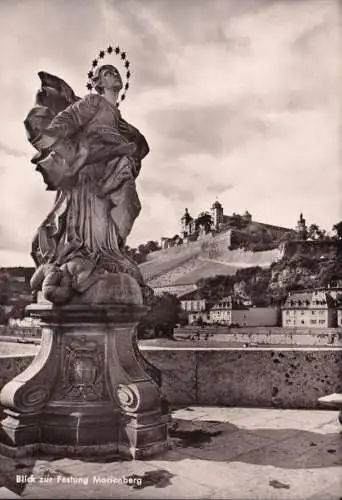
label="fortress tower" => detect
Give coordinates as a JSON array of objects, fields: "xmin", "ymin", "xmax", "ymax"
[
  {"xmin": 296, "ymin": 212, "xmax": 307, "ymax": 239},
  {"xmin": 211, "ymin": 200, "xmax": 224, "ymax": 230},
  {"xmin": 180, "ymin": 208, "xmax": 193, "ymax": 237}
]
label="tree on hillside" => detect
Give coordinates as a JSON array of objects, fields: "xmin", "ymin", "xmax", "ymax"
[
  {"xmin": 196, "ymin": 275, "xmax": 235, "ymax": 300},
  {"xmin": 279, "ymin": 231, "xmax": 298, "ymax": 243},
  {"xmin": 0, "ymin": 272, "xmax": 10, "ymax": 305},
  {"xmin": 196, "ymin": 212, "xmax": 212, "ymax": 232},
  {"xmin": 124, "ymin": 239, "xmax": 161, "ymax": 264},
  {"xmin": 138, "ymin": 293, "xmax": 182, "ymax": 338},
  {"xmin": 144, "ymin": 240, "xmax": 161, "ymax": 253},
  {"xmin": 229, "ymin": 213, "xmax": 246, "ymax": 230},
  {"xmin": 308, "ymin": 223, "xmax": 327, "ymax": 240},
  {"xmin": 332, "ymin": 221, "xmax": 342, "ymax": 240},
  {"xmin": 0, "ymin": 272, "xmax": 11, "ymax": 325}
]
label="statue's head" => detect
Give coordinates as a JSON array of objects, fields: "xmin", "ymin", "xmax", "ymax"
[{"xmin": 92, "ymin": 64, "xmax": 123, "ymax": 94}]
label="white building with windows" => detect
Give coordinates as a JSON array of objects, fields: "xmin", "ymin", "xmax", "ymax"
[
  {"xmin": 180, "ymin": 293, "xmax": 278, "ymax": 326},
  {"xmin": 209, "ymin": 297, "xmax": 278, "ymax": 326},
  {"xmin": 180, "ymin": 291, "xmax": 213, "ymax": 324},
  {"xmin": 282, "ymin": 289, "xmax": 337, "ymax": 328}
]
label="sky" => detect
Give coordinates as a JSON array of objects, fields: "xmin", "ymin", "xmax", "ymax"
[{"xmin": 0, "ymin": 0, "xmax": 341, "ymax": 266}]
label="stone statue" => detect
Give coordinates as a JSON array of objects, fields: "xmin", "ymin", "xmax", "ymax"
[
  {"xmin": 24, "ymin": 63, "xmax": 150, "ymax": 304},
  {"xmin": 0, "ymin": 48, "xmax": 168, "ymax": 460}
]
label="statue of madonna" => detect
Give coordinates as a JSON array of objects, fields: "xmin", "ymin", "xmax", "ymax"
[{"xmin": 24, "ymin": 51, "xmax": 151, "ymax": 304}]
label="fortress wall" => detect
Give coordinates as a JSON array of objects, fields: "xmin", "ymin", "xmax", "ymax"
[{"xmin": 142, "ymin": 230, "xmax": 282, "ymax": 285}]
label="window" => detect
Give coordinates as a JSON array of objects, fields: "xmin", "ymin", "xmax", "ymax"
[
  {"xmin": 310, "ymin": 319, "xmax": 317, "ymax": 324},
  {"xmin": 301, "ymin": 311, "xmax": 304, "ymax": 315},
  {"xmin": 319, "ymin": 320, "xmax": 325, "ymax": 324},
  {"xmin": 311, "ymin": 311, "xmax": 315, "ymax": 315},
  {"xmin": 301, "ymin": 320, "xmax": 304, "ymax": 324}
]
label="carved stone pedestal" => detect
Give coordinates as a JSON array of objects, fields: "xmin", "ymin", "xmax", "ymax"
[{"xmin": 0, "ymin": 296, "xmax": 168, "ymax": 459}]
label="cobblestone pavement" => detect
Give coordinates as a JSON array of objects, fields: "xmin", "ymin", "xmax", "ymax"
[{"xmin": 0, "ymin": 407, "xmax": 341, "ymax": 499}]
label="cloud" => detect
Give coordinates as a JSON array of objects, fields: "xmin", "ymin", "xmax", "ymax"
[
  {"xmin": 0, "ymin": 0, "xmax": 340, "ymax": 263},
  {"xmin": 0, "ymin": 141, "xmax": 26, "ymax": 158},
  {"xmin": 148, "ymin": 102, "xmax": 277, "ymax": 160}
]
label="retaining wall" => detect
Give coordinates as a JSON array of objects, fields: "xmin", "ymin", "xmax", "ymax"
[
  {"xmin": 174, "ymin": 326, "xmax": 342, "ymax": 346},
  {"xmin": 0, "ymin": 346, "xmax": 341, "ymax": 411},
  {"xmin": 142, "ymin": 346, "xmax": 342, "ymax": 409}
]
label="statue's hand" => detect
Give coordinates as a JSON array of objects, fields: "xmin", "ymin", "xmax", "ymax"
[{"xmin": 32, "ymin": 134, "xmax": 57, "ymax": 150}]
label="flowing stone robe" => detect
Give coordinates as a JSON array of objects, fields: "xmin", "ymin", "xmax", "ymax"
[{"xmin": 31, "ymin": 93, "xmax": 149, "ymax": 285}]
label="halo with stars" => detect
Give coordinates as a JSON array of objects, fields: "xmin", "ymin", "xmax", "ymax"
[{"xmin": 86, "ymin": 45, "xmax": 131, "ymax": 106}]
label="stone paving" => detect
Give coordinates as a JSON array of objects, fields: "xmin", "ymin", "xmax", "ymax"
[{"xmin": 0, "ymin": 406, "xmax": 341, "ymax": 499}]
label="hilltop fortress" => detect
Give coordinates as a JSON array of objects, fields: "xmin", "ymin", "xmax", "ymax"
[
  {"xmin": 160, "ymin": 200, "xmax": 295, "ymax": 250},
  {"xmin": 138, "ymin": 201, "xmax": 302, "ymax": 297}
]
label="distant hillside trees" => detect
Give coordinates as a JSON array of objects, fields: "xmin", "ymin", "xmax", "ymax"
[
  {"xmin": 125, "ymin": 240, "xmax": 161, "ymax": 264},
  {"xmin": 332, "ymin": 221, "xmax": 342, "ymax": 240},
  {"xmin": 229, "ymin": 213, "xmax": 249, "ymax": 230},
  {"xmin": 195, "ymin": 269, "xmax": 272, "ymax": 306},
  {"xmin": 195, "ymin": 212, "xmax": 213, "ymax": 232},
  {"xmin": 138, "ymin": 292, "xmax": 181, "ymax": 339},
  {"xmin": 279, "ymin": 231, "xmax": 297, "ymax": 243},
  {"xmin": 0, "ymin": 272, "xmax": 10, "ymax": 305},
  {"xmin": 0, "ymin": 271, "xmax": 11, "ymax": 324},
  {"xmin": 308, "ymin": 224, "xmax": 328, "ymax": 241}
]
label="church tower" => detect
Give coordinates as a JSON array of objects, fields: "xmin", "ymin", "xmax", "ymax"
[
  {"xmin": 296, "ymin": 213, "xmax": 307, "ymax": 239},
  {"xmin": 211, "ymin": 201, "xmax": 224, "ymax": 230},
  {"xmin": 180, "ymin": 208, "xmax": 193, "ymax": 237}
]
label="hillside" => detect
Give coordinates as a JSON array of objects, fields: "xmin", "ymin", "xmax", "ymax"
[
  {"xmin": 140, "ymin": 230, "xmax": 282, "ymax": 289},
  {"xmin": 189, "ymin": 240, "xmax": 342, "ymax": 305}
]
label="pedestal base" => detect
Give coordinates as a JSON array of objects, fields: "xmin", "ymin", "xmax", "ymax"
[{"xmin": 0, "ymin": 303, "xmax": 169, "ymax": 459}]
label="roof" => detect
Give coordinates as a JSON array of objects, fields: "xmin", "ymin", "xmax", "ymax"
[
  {"xmin": 211, "ymin": 296, "xmax": 248, "ymax": 311},
  {"xmin": 181, "ymin": 208, "xmax": 193, "ymax": 222},
  {"xmin": 179, "ymin": 289, "xmax": 206, "ymax": 301},
  {"xmin": 212, "ymin": 200, "xmax": 223, "ymax": 209},
  {"xmin": 283, "ymin": 291, "xmax": 336, "ymax": 309}
]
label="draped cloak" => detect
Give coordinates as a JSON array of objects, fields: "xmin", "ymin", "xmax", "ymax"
[{"xmin": 30, "ymin": 93, "xmax": 149, "ymax": 284}]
